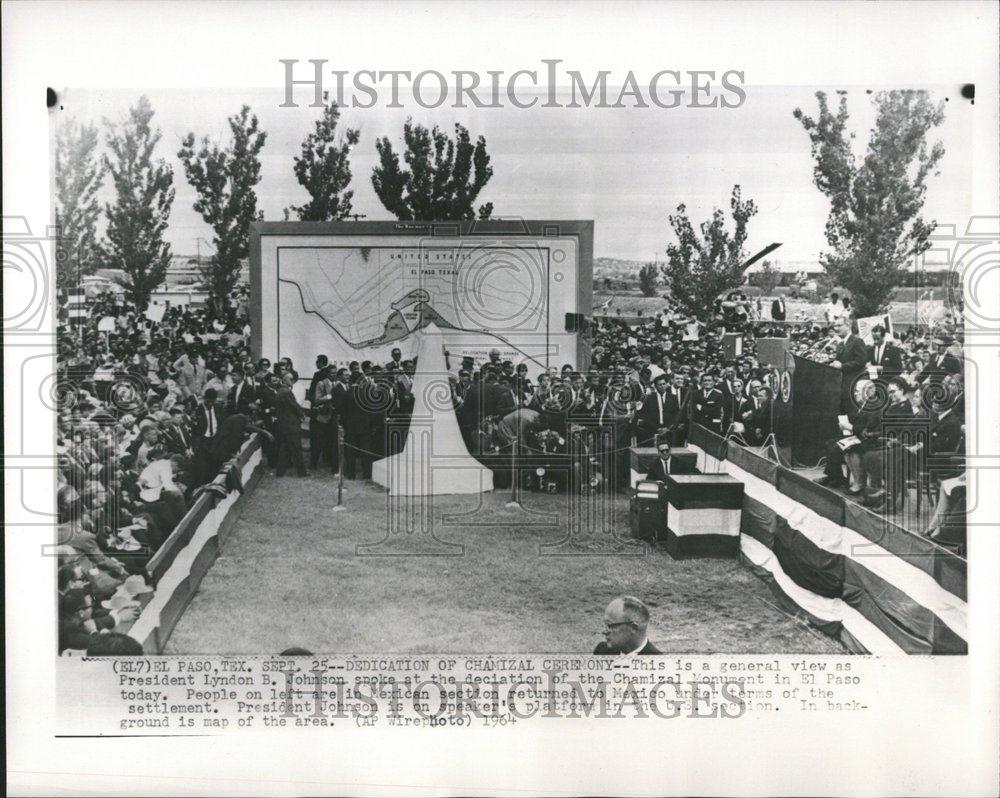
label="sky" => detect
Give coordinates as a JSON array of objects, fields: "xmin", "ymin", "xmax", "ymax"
[{"xmin": 52, "ymin": 84, "xmax": 974, "ymax": 265}]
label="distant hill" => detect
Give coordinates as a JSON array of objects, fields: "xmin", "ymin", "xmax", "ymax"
[{"xmin": 593, "ymin": 257, "xmax": 648, "ymax": 278}]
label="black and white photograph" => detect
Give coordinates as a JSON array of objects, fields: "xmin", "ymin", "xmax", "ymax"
[
  {"xmin": 4, "ymin": 1, "xmax": 999, "ymax": 796},
  {"xmin": 46, "ymin": 82, "xmax": 972, "ymax": 656}
]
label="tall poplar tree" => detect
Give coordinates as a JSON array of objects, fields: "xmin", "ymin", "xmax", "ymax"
[
  {"xmin": 178, "ymin": 105, "xmax": 267, "ymax": 309},
  {"xmin": 100, "ymin": 96, "xmax": 175, "ymax": 311}
]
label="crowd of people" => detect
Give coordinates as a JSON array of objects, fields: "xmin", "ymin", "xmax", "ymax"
[
  {"xmin": 56, "ymin": 289, "xmax": 262, "ymax": 655},
  {"xmin": 55, "ymin": 284, "xmax": 968, "ymax": 653},
  {"xmin": 265, "ymin": 291, "xmax": 966, "ymax": 540}
]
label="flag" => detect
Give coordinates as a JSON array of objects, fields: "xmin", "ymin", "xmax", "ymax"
[{"xmin": 66, "ymin": 288, "xmax": 87, "ymax": 322}]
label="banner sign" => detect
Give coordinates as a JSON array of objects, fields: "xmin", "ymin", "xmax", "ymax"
[{"xmin": 857, "ymin": 314, "xmax": 893, "ymax": 344}]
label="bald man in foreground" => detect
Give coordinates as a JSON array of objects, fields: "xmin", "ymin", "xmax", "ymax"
[{"xmin": 594, "ymin": 596, "xmax": 662, "ymax": 655}]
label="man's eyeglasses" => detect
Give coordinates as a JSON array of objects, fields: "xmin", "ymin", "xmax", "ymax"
[{"xmin": 604, "ymin": 621, "xmax": 635, "ymax": 631}]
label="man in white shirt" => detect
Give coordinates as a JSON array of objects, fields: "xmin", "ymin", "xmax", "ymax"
[
  {"xmin": 134, "ymin": 424, "xmax": 161, "ymax": 470},
  {"xmin": 593, "ymin": 596, "xmax": 662, "ymax": 655},
  {"xmin": 137, "ymin": 447, "xmax": 187, "ymax": 527},
  {"xmin": 824, "ymin": 292, "xmax": 842, "ymax": 324}
]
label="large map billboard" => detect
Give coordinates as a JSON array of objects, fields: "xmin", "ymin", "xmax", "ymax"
[{"xmin": 250, "ymin": 221, "xmax": 593, "ymax": 381}]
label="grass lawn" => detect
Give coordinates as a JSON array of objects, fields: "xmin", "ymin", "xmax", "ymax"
[{"xmin": 165, "ymin": 472, "xmax": 843, "ymax": 655}]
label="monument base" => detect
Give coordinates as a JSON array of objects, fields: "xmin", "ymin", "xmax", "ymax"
[{"xmin": 371, "ymin": 453, "xmax": 494, "ymax": 496}]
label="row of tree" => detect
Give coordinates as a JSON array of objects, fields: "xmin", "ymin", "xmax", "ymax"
[
  {"xmin": 54, "ymin": 94, "xmax": 495, "ymax": 308},
  {"xmin": 57, "ymin": 89, "xmax": 946, "ymax": 319},
  {"xmin": 642, "ymin": 89, "xmax": 946, "ymax": 320}
]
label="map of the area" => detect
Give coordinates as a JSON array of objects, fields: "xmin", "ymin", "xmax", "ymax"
[{"xmin": 278, "ymin": 245, "xmax": 549, "ymax": 348}]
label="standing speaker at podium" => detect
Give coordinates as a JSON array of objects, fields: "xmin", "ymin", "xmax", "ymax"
[{"xmin": 830, "ymin": 319, "xmax": 868, "ymax": 413}]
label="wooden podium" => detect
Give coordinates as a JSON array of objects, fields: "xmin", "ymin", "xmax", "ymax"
[
  {"xmin": 628, "ymin": 447, "xmax": 698, "ymax": 488},
  {"xmin": 786, "ymin": 355, "xmax": 842, "ymax": 466},
  {"xmin": 663, "ymin": 473, "xmax": 744, "ymax": 559}
]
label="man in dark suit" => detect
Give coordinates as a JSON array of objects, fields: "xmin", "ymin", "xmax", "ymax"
[
  {"xmin": 831, "ymin": 320, "xmax": 869, "ymax": 412},
  {"xmin": 596, "ymin": 378, "xmax": 635, "ymax": 490},
  {"xmin": 635, "ymin": 374, "xmax": 680, "ymax": 446},
  {"xmin": 771, "ymin": 296, "xmax": 787, "ymax": 321},
  {"xmin": 190, "ymin": 388, "xmax": 225, "ymax": 486},
  {"xmin": 927, "ymin": 401, "xmax": 964, "ymax": 478},
  {"xmin": 274, "ymin": 372, "xmax": 307, "ymax": 477},
  {"xmin": 342, "ymin": 374, "xmax": 375, "ymax": 479},
  {"xmin": 257, "ymin": 374, "xmax": 280, "ymax": 466},
  {"xmin": 163, "ymin": 406, "xmax": 193, "ymax": 458},
  {"xmin": 665, "ymin": 372, "xmax": 690, "ymax": 445},
  {"xmin": 191, "ymin": 388, "xmax": 224, "ymax": 439},
  {"xmin": 228, "ymin": 368, "xmax": 257, "ymax": 415},
  {"xmin": 866, "ymin": 325, "xmax": 904, "ymax": 379},
  {"xmin": 689, "ymin": 373, "xmax": 725, "ymax": 435},
  {"xmin": 723, "ymin": 377, "xmax": 751, "ymax": 433},
  {"xmin": 306, "ymin": 355, "xmax": 329, "ymax": 460},
  {"xmin": 593, "ymin": 596, "xmax": 662, "ymax": 655},
  {"xmin": 645, "ymin": 436, "xmax": 698, "ymax": 482},
  {"xmin": 917, "ymin": 335, "xmax": 962, "ymax": 389},
  {"xmin": 489, "ymin": 375, "xmax": 518, "ymax": 419},
  {"xmin": 741, "ymin": 385, "xmax": 773, "ymax": 446},
  {"xmin": 459, "ymin": 372, "xmax": 489, "ymax": 449}
]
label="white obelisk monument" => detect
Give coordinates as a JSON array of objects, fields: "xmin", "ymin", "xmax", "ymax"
[{"xmin": 371, "ymin": 323, "xmax": 494, "ymax": 495}]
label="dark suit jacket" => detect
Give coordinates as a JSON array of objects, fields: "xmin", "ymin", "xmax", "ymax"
[
  {"xmin": 689, "ymin": 387, "xmax": 725, "ymax": 433},
  {"xmin": 929, "ymin": 409, "xmax": 963, "ymax": 457},
  {"xmin": 666, "ymin": 385, "xmax": 690, "ymax": 417},
  {"xmin": 771, "ymin": 298, "xmax": 786, "ymax": 321},
  {"xmin": 274, "ymin": 387, "xmax": 304, "ymax": 431},
  {"xmin": 330, "ymin": 381, "xmax": 351, "ymax": 417},
  {"xmin": 163, "ymin": 423, "xmax": 192, "ymax": 455},
  {"xmin": 594, "ymin": 640, "xmax": 662, "ymax": 655},
  {"xmin": 459, "ymin": 381, "xmax": 486, "ymax": 429},
  {"xmin": 866, "ymin": 342, "xmax": 904, "ymax": 376},
  {"xmin": 342, "ymin": 382, "xmax": 374, "ymax": 436},
  {"xmin": 191, "ymin": 403, "xmax": 225, "ymax": 439},
  {"xmin": 724, "ymin": 394, "xmax": 752, "ymax": 429},
  {"xmin": 742, "ymin": 398, "xmax": 772, "ymax": 443},
  {"xmin": 645, "ymin": 455, "xmax": 697, "ymax": 482},
  {"xmin": 228, "ymin": 381, "xmax": 257, "ymax": 414},
  {"xmin": 489, "ymin": 383, "xmax": 518, "ymax": 418},
  {"xmin": 835, "ymin": 334, "xmax": 868, "ymax": 375},
  {"xmin": 636, "ymin": 390, "xmax": 682, "ymax": 431},
  {"xmin": 918, "ymin": 352, "xmax": 961, "ymax": 386}
]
